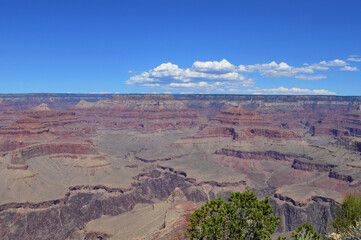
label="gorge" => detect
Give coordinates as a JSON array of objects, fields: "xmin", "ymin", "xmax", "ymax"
[{"xmin": 0, "ymin": 94, "xmax": 360, "ymax": 240}]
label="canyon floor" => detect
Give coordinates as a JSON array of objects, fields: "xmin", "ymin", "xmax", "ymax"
[{"xmin": 0, "ymin": 94, "xmax": 360, "ymax": 240}]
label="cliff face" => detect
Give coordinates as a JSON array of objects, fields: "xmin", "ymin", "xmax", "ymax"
[
  {"xmin": 70, "ymin": 97, "xmax": 201, "ymax": 132},
  {"xmin": 199, "ymin": 106, "xmax": 301, "ymax": 140},
  {"xmin": 0, "ymin": 94, "xmax": 112, "ymax": 112},
  {"xmin": 271, "ymin": 196, "xmax": 340, "ymax": 234},
  {"xmin": 0, "ymin": 94, "xmax": 360, "ymax": 239}
]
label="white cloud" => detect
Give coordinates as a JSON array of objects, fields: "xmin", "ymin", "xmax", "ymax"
[
  {"xmin": 319, "ymin": 59, "xmax": 347, "ymax": 67},
  {"xmin": 198, "ymin": 81, "xmax": 209, "ymax": 87},
  {"xmin": 170, "ymin": 82, "xmax": 197, "ymax": 88},
  {"xmin": 126, "ymin": 61, "xmax": 249, "ymax": 88},
  {"xmin": 141, "ymin": 83, "xmax": 160, "ymax": 87},
  {"xmin": 307, "ymin": 64, "xmax": 329, "ymax": 71},
  {"xmin": 125, "ymin": 58, "xmax": 356, "ymax": 94},
  {"xmin": 126, "ymin": 58, "xmax": 356, "ymax": 88},
  {"xmin": 245, "ymin": 87, "xmax": 336, "ymax": 95},
  {"xmin": 170, "ymin": 81, "xmax": 219, "ymax": 89},
  {"xmin": 229, "ymin": 89, "xmax": 240, "ymax": 92},
  {"xmin": 340, "ymin": 66, "xmax": 359, "ymax": 71},
  {"xmin": 238, "ymin": 61, "xmax": 314, "ymax": 77},
  {"xmin": 347, "ymin": 55, "xmax": 361, "ymax": 62},
  {"xmin": 295, "ymin": 74, "xmax": 327, "ymax": 80},
  {"xmin": 312, "ymin": 89, "xmax": 336, "ymax": 95},
  {"xmin": 192, "ymin": 59, "xmax": 236, "ymax": 73},
  {"xmin": 306, "ymin": 59, "xmax": 348, "ymax": 72}
]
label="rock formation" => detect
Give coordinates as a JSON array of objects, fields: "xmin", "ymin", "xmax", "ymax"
[{"xmin": 0, "ymin": 94, "xmax": 360, "ymax": 239}]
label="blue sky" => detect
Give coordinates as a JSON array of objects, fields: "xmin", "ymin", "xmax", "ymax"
[{"xmin": 1, "ymin": 0, "xmax": 360, "ymax": 95}]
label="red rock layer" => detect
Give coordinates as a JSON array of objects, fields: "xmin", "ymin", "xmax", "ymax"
[
  {"xmin": 0, "ymin": 141, "xmax": 30, "ymax": 152},
  {"xmin": 71, "ymin": 99, "xmax": 200, "ymax": 131},
  {"xmin": 202, "ymin": 106, "xmax": 301, "ymax": 139},
  {"xmin": 310, "ymin": 110, "xmax": 361, "ymax": 137},
  {"xmin": 15, "ymin": 143, "xmax": 98, "ymax": 160}
]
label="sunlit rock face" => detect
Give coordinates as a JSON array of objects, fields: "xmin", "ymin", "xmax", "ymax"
[{"xmin": 0, "ymin": 94, "xmax": 360, "ymax": 239}]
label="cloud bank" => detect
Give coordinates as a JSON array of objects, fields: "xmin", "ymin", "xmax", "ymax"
[
  {"xmin": 347, "ymin": 55, "xmax": 361, "ymax": 62},
  {"xmin": 244, "ymin": 87, "xmax": 336, "ymax": 95},
  {"xmin": 126, "ymin": 56, "xmax": 360, "ymax": 95}
]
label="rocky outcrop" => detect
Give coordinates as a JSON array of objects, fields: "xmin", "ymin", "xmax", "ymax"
[
  {"xmin": 6, "ymin": 151, "xmax": 29, "ymax": 170},
  {"xmin": 340, "ymin": 113, "xmax": 361, "ymax": 137},
  {"xmin": 135, "ymin": 156, "xmax": 172, "ymax": 163},
  {"xmin": 0, "ymin": 93, "xmax": 112, "ymax": 112},
  {"xmin": 201, "ymin": 106, "xmax": 301, "ymax": 139},
  {"xmin": 311, "ymin": 110, "xmax": 361, "ymax": 137},
  {"xmin": 328, "ymin": 170, "xmax": 353, "ymax": 182},
  {"xmin": 0, "ymin": 171, "xmax": 206, "ymax": 240},
  {"xmin": 0, "ymin": 94, "xmax": 360, "ymax": 239},
  {"xmin": 204, "ymin": 127, "xmax": 237, "ymax": 139},
  {"xmin": 291, "ymin": 159, "xmax": 336, "ymax": 172},
  {"xmin": 6, "ymin": 164, "xmax": 28, "ymax": 170},
  {"xmin": 13, "ymin": 143, "xmax": 98, "ymax": 161},
  {"xmin": 84, "ymin": 232, "xmax": 111, "ymax": 240},
  {"xmin": 215, "ymin": 148, "xmax": 306, "ymax": 162},
  {"xmin": 0, "ymin": 141, "xmax": 29, "ymax": 152},
  {"xmin": 0, "ymin": 109, "xmax": 89, "ymax": 139},
  {"xmin": 0, "ymin": 118, "xmax": 50, "ymax": 136},
  {"xmin": 1, "ymin": 167, "xmax": 338, "ymax": 239},
  {"xmin": 271, "ymin": 196, "xmax": 340, "ymax": 234},
  {"xmin": 26, "ymin": 103, "xmax": 51, "ymax": 112},
  {"xmin": 211, "ymin": 106, "xmax": 272, "ymax": 127},
  {"xmin": 71, "ymin": 97, "xmax": 200, "ymax": 132},
  {"xmin": 146, "ymin": 188, "xmax": 200, "ymax": 240}
]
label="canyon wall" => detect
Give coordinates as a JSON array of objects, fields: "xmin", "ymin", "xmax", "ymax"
[{"xmin": 0, "ymin": 94, "xmax": 360, "ymax": 239}]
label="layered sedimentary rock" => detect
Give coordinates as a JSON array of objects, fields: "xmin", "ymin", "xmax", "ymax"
[
  {"xmin": 0, "ymin": 93, "xmax": 112, "ymax": 112},
  {"xmin": 199, "ymin": 106, "xmax": 301, "ymax": 139},
  {"xmin": 0, "ymin": 117, "xmax": 50, "ymax": 136},
  {"xmin": 78, "ymin": 187, "xmax": 200, "ymax": 240},
  {"xmin": 310, "ymin": 108, "xmax": 361, "ymax": 139},
  {"xmin": 71, "ymin": 95, "xmax": 201, "ymax": 131},
  {"xmin": 0, "ymin": 94, "xmax": 360, "ymax": 239}
]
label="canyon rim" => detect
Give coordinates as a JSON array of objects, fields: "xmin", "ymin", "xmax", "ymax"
[{"xmin": 0, "ymin": 94, "xmax": 360, "ymax": 239}]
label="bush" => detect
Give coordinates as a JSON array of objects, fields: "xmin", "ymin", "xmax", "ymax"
[
  {"xmin": 277, "ymin": 223, "xmax": 323, "ymax": 240},
  {"xmin": 185, "ymin": 190, "xmax": 280, "ymax": 239},
  {"xmin": 332, "ymin": 193, "xmax": 361, "ymax": 233},
  {"xmin": 327, "ymin": 219, "xmax": 361, "ymax": 240},
  {"xmin": 339, "ymin": 219, "xmax": 361, "ymax": 239}
]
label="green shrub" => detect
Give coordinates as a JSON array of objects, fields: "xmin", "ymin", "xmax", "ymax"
[
  {"xmin": 278, "ymin": 223, "xmax": 323, "ymax": 240},
  {"xmin": 332, "ymin": 193, "xmax": 361, "ymax": 233},
  {"xmin": 185, "ymin": 190, "xmax": 280, "ymax": 239},
  {"xmin": 326, "ymin": 219, "xmax": 361, "ymax": 240}
]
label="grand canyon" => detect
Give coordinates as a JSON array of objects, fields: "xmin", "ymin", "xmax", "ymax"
[{"xmin": 0, "ymin": 93, "xmax": 360, "ymax": 240}]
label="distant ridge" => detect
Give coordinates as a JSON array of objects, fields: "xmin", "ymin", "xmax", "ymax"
[
  {"xmin": 0, "ymin": 94, "xmax": 360, "ymax": 111},
  {"xmin": 27, "ymin": 103, "xmax": 51, "ymax": 112}
]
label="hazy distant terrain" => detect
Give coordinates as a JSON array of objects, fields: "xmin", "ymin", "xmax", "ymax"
[{"xmin": 0, "ymin": 94, "xmax": 360, "ymax": 240}]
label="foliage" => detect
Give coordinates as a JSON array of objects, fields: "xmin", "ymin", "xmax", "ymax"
[
  {"xmin": 277, "ymin": 220, "xmax": 361, "ymax": 240},
  {"xmin": 291, "ymin": 223, "xmax": 323, "ymax": 240},
  {"xmin": 185, "ymin": 190, "xmax": 280, "ymax": 239},
  {"xmin": 339, "ymin": 219, "xmax": 361, "ymax": 240},
  {"xmin": 277, "ymin": 223, "xmax": 323, "ymax": 240},
  {"xmin": 332, "ymin": 193, "xmax": 361, "ymax": 233},
  {"xmin": 326, "ymin": 219, "xmax": 361, "ymax": 240}
]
